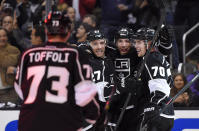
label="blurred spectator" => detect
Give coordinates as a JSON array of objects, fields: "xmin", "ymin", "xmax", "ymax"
[
  {"xmin": 72, "ymin": 0, "xmax": 96, "ymax": 20},
  {"xmin": 74, "ymin": 23, "xmax": 93, "ymax": 46},
  {"xmin": 99, "ymin": 0, "xmax": 134, "ymax": 42},
  {"xmin": 16, "ymin": 0, "xmax": 32, "ymax": 37},
  {"xmin": 83, "ymin": 14, "xmax": 97, "ymax": 28},
  {"xmin": 16, "ymin": 0, "xmax": 42, "ymax": 37},
  {"xmin": 66, "ymin": 7, "xmax": 77, "ymax": 31},
  {"xmin": 0, "ymin": 28, "xmax": 20, "ymax": 105},
  {"xmin": 0, "ymin": 2, "xmax": 14, "ymax": 26},
  {"xmin": 170, "ymin": 73, "xmax": 192, "ymax": 107},
  {"xmin": 133, "ymin": 0, "xmax": 160, "ymax": 26},
  {"xmin": 0, "ymin": 2, "xmax": 14, "ymax": 15},
  {"xmin": 2, "ymin": 15, "xmax": 31, "ymax": 51},
  {"xmin": 31, "ymin": 24, "xmax": 45, "ymax": 46},
  {"xmin": 0, "ymin": 0, "xmax": 17, "ymax": 9},
  {"xmin": 60, "ymin": 0, "xmax": 72, "ymax": 7},
  {"xmin": 32, "ymin": 0, "xmax": 46, "ymax": 26},
  {"xmin": 187, "ymin": 60, "xmax": 199, "ymax": 107},
  {"xmin": 174, "ymin": 0, "xmax": 199, "ymax": 60},
  {"xmin": 57, "ymin": 0, "xmax": 68, "ymax": 12}
]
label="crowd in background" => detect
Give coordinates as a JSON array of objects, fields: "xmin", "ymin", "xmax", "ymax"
[{"xmin": 0, "ymin": 0, "xmax": 199, "ymax": 108}]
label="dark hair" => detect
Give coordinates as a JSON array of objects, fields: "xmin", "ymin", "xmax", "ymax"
[
  {"xmin": 79, "ymin": 23, "xmax": 93, "ymax": 33},
  {"xmin": 33, "ymin": 25, "xmax": 46, "ymax": 42},
  {"xmin": 83, "ymin": 14, "xmax": 96, "ymax": 25}
]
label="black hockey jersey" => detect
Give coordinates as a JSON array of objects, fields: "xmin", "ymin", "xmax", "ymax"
[
  {"xmin": 14, "ymin": 42, "xmax": 99, "ymax": 131},
  {"xmin": 139, "ymin": 51, "xmax": 174, "ymax": 117},
  {"xmin": 107, "ymin": 47, "xmax": 146, "ymax": 110},
  {"xmin": 79, "ymin": 44, "xmax": 116, "ymax": 103},
  {"xmin": 90, "ymin": 55, "xmax": 115, "ymax": 102}
]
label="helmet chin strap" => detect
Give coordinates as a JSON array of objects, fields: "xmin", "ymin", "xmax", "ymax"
[
  {"xmin": 144, "ymin": 40, "xmax": 148, "ymax": 49},
  {"xmin": 145, "ymin": 40, "xmax": 157, "ymax": 52}
]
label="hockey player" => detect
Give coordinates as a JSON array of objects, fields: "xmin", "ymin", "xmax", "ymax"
[
  {"xmin": 111, "ymin": 27, "xmax": 145, "ymax": 131},
  {"xmin": 79, "ymin": 29, "xmax": 117, "ymax": 131},
  {"xmin": 133, "ymin": 27, "xmax": 174, "ymax": 131},
  {"xmin": 14, "ymin": 11, "xmax": 99, "ymax": 131}
]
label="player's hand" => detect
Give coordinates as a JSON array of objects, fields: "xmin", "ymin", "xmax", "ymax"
[
  {"xmin": 158, "ymin": 25, "xmax": 170, "ymax": 45},
  {"xmin": 142, "ymin": 102, "xmax": 160, "ymax": 126}
]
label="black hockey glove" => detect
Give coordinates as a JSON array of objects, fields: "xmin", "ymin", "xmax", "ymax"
[
  {"xmin": 157, "ymin": 25, "xmax": 172, "ymax": 55},
  {"xmin": 158, "ymin": 25, "xmax": 170, "ymax": 44},
  {"xmin": 142, "ymin": 102, "xmax": 160, "ymax": 126}
]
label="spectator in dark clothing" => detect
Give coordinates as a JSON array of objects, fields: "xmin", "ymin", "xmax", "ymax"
[
  {"xmin": 99, "ymin": 0, "xmax": 134, "ymax": 42},
  {"xmin": 133, "ymin": 0, "xmax": 160, "ymax": 26},
  {"xmin": 16, "ymin": 0, "xmax": 33, "ymax": 37},
  {"xmin": 16, "ymin": 0, "xmax": 42, "ymax": 38}
]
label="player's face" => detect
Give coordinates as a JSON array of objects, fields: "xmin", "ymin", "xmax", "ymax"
[
  {"xmin": 90, "ymin": 39, "xmax": 106, "ymax": 58},
  {"xmin": 174, "ymin": 75, "xmax": 185, "ymax": 89},
  {"xmin": 134, "ymin": 39, "xmax": 147, "ymax": 57},
  {"xmin": 0, "ymin": 29, "xmax": 8, "ymax": 47},
  {"xmin": 116, "ymin": 38, "xmax": 131, "ymax": 55}
]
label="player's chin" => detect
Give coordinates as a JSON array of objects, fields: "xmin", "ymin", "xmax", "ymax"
[
  {"xmin": 95, "ymin": 52, "xmax": 104, "ymax": 58},
  {"xmin": 137, "ymin": 53, "xmax": 143, "ymax": 57}
]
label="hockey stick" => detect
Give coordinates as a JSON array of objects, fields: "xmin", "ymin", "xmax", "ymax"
[
  {"xmin": 140, "ymin": 73, "xmax": 199, "ymax": 131},
  {"xmin": 114, "ymin": 93, "xmax": 132, "ymax": 131}
]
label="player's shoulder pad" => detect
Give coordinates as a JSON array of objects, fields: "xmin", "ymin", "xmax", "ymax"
[{"xmin": 145, "ymin": 52, "xmax": 165, "ymax": 66}]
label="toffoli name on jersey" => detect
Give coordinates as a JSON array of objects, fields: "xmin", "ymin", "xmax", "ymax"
[{"xmin": 29, "ymin": 51, "xmax": 69, "ymax": 63}]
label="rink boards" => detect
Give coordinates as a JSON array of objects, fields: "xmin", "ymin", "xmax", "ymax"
[{"xmin": 0, "ymin": 109, "xmax": 199, "ymax": 131}]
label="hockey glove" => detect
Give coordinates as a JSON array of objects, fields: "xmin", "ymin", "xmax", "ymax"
[
  {"xmin": 158, "ymin": 25, "xmax": 172, "ymax": 55},
  {"xmin": 158, "ymin": 25, "xmax": 170, "ymax": 44},
  {"xmin": 142, "ymin": 102, "xmax": 160, "ymax": 126}
]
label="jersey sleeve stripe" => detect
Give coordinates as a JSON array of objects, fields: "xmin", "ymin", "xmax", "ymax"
[{"xmin": 145, "ymin": 63, "xmax": 153, "ymax": 80}]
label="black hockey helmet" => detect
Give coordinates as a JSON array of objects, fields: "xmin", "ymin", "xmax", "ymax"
[
  {"xmin": 87, "ymin": 29, "xmax": 105, "ymax": 41},
  {"xmin": 44, "ymin": 10, "xmax": 71, "ymax": 35},
  {"xmin": 115, "ymin": 27, "xmax": 133, "ymax": 41},
  {"xmin": 133, "ymin": 27, "xmax": 155, "ymax": 41}
]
